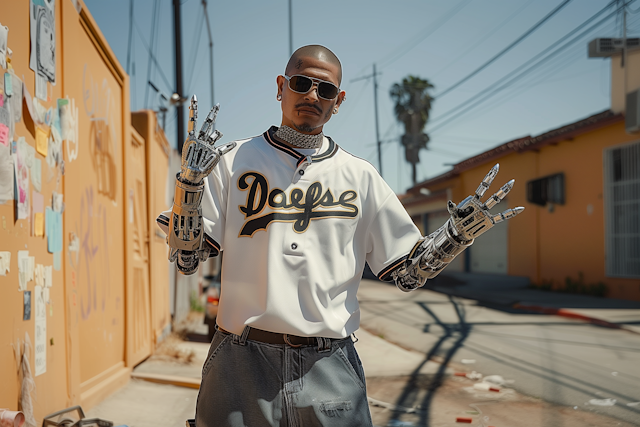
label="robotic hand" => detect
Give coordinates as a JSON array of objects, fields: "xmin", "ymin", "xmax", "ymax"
[
  {"xmin": 392, "ymin": 164, "xmax": 524, "ymax": 292},
  {"xmin": 168, "ymin": 95, "xmax": 236, "ymax": 275}
]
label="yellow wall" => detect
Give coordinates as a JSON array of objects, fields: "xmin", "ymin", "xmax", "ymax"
[
  {"xmin": 0, "ymin": 0, "xmax": 171, "ymax": 421},
  {"xmin": 423, "ymin": 120, "xmax": 640, "ymax": 301}
]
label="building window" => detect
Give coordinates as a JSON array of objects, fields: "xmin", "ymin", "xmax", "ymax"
[
  {"xmin": 604, "ymin": 141, "xmax": 640, "ymax": 278},
  {"xmin": 526, "ymin": 173, "xmax": 565, "ymax": 206}
]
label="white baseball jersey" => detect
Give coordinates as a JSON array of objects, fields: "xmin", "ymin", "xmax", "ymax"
[{"xmin": 158, "ymin": 126, "xmax": 422, "ymax": 338}]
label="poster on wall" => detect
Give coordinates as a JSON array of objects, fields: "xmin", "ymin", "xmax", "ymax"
[
  {"xmin": 14, "ymin": 138, "xmax": 31, "ymax": 219},
  {"xmin": 29, "ymin": 0, "xmax": 56, "ymax": 85},
  {"xmin": 34, "ymin": 285, "xmax": 47, "ymax": 376}
]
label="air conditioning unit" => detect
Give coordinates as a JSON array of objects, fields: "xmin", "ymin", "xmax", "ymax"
[
  {"xmin": 588, "ymin": 38, "xmax": 640, "ymax": 57},
  {"xmin": 627, "ymin": 88, "xmax": 640, "ymax": 134}
]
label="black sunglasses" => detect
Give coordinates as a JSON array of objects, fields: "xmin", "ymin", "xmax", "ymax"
[{"xmin": 283, "ymin": 75, "xmax": 340, "ymax": 100}]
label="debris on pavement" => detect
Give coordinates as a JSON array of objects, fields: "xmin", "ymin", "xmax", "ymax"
[{"xmin": 587, "ymin": 398, "xmax": 617, "ymax": 406}]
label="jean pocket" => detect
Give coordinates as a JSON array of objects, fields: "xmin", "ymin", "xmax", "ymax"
[
  {"xmin": 202, "ymin": 332, "xmax": 230, "ymax": 377},
  {"xmin": 335, "ymin": 344, "xmax": 366, "ymax": 392}
]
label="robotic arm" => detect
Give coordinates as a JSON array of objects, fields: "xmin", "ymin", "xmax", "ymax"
[
  {"xmin": 392, "ymin": 164, "xmax": 524, "ymax": 292},
  {"xmin": 168, "ymin": 95, "xmax": 235, "ymax": 275}
]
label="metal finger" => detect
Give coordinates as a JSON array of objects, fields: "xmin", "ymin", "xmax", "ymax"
[
  {"xmin": 483, "ymin": 179, "xmax": 515, "ymax": 209},
  {"xmin": 204, "ymin": 104, "xmax": 221, "ymax": 139},
  {"xmin": 206, "ymin": 130, "xmax": 223, "ymax": 145},
  {"xmin": 475, "ymin": 163, "xmax": 499, "ymax": 199},
  {"xmin": 188, "ymin": 95, "xmax": 198, "ymax": 136},
  {"xmin": 216, "ymin": 141, "xmax": 236, "ymax": 156},
  {"xmin": 491, "ymin": 206, "xmax": 524, "ymax": 224},
  {"xmin": 446, "ymin": 200, "xmax": 459, "ymax": 218},
  {"xmin": 198, "ymin": 105, "xmax": 219, "ymax": 139}
]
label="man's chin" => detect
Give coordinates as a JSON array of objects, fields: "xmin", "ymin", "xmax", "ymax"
[{"xmin": 292, "ymin": 122, "xmax": 320, "ymax": 133}]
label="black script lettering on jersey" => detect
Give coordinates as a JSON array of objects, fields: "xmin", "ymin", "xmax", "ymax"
[{"xmin": 238, "ymin": 172, "xmax": 358, "ymax": 236}]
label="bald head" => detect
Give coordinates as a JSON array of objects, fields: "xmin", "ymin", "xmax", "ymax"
[{"xmin": 285, "ymin": 45, "xmax": 343, "ymax": 85}]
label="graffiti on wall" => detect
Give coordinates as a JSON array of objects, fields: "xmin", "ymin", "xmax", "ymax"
[
  {"xmin": 75, "ymin": 186, "xmax": 112, "ymax": 321},
  {"xmin": 82, "ymin": 64, "xmax": 118, "ymax": 201}
]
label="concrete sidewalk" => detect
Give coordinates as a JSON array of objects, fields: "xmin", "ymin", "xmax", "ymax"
[{"xmin": 426, "ymin": 271, "xmax": 640, "ymax": 334}]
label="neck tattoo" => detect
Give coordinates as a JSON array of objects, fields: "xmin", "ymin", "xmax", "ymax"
[{"xmin": 275, "ymin": 125, "xmax": 323, "ymax": 149}]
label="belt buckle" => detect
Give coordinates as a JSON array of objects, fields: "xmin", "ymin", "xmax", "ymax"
[{"xmin": 283, "ymin": 334, "xmax": 302, "ymax": 348}]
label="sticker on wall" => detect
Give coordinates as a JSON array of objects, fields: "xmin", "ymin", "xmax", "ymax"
[
  {"xmin": 0, "ymin": 141, "xmax": 12, "ymax": 204},
  {"xmin": 30, "ymin": 158, "xmax": 42, "ymax": 193},
  {"xmin": 45, "ymin": 207, "xmax": 62, "ymax": 253},
  {"xmin": 44, "ymin": 265, "xmax": 52, "ymax": 288},
  {"xmin": 32, "ymin": 191, "xmax": 44, "ymax": 237},
  {"xmin": 14, "ymin": 139, "xmax": 30, "ymax": 220},
  {"xmin": 59, "ymin": 98, "xmax": 78, "ymax": 162},
  {"xmin": 29, "ymin": 0, "xmax": 56, "ymax": 85},
  {"xmin": 18, "ymin": 250, "xmax": 35, "ymax": 291},
  {"xmin": 35, "ymin": 126, "xmax": 48, "ymax": 157},
  {"xmin": 0, "ymin": 23, "xmax": 8, "ymax": 69},
  {"xmin": 0, "ymin": 251, "xmax": 10, "ymax": 276},
  {"xmin": 9, "ymin": 72, "xmax": 23, "ymax": 123},
  {"xmin": 23, "ymin": 291, "xmax": 31, "ymax": 320},
  {"xmin": 34, "ymin": 285, "xmax": 46, "ymax": 376},
  {"xmin": 35, "ymin": 73, "xmax": 47, "ymax": 102},
  {"xmin": 68, "ymin": 232, "xmax": 79, "ymax": 266},
  {"xmin": 35, "ymin": 264, "xmax": 44, "ymax": 288}
]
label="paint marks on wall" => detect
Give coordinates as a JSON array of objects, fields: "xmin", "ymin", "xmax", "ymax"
[{"xmin": 76, "ymin": 186, "xmax": 112, "ymax": 320}]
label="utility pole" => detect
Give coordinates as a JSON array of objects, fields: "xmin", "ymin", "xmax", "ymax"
[
  {"xmin": 373, "ymin": 64, "xmax": 382, "ymax": 177},
  {"xmin": 288, "ymin": 0, "xmax": 293, "ymax": 55},
  {"xmin": 173, "ymin": 0, "xmax": 185, "ymax": 153},
  {"xmin": 351, "ymin": 64, "xmax": 383, "ymax": 176},
  {"xmin": 202, "ymin": 0, "xmax": 215, "ymax": 105}
]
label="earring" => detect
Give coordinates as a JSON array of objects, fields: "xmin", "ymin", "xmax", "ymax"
[
  {"xmin": 277, "ymin": 94, "xmax": 282, "ymax": 101},
  {"xmin": 333, "ymin": 108, "xmax": 338, "ymax": 114}
]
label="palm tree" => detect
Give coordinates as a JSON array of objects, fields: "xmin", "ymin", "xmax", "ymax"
[{"xmin": 390, "ymin": 76, "xmax": 434, "ymax": 186}]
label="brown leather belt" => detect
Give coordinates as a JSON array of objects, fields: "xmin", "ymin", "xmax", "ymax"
[{"xmin": 219, "ymin": 327, "xmax": 318, "ymax": 347}]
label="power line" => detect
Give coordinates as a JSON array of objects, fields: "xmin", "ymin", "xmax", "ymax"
[
  {"xmin": 144, "ymin": 0, "xmax": 160, "ymax": 109},
  {"xmin": 433, "ymin": 0, "xmax": 536, "ymax": 80},
  {"xmin": 133, "ymin": 17, "xmax": 173, "ymax": 92},
  {"xmin": 126, "ymin": 0, "xmax": 134, "ymax": 75},
  {"xmin": 185, "ymin": 6, "xmax": 205, "ymax": 92},
  {"xmin": 343, "ymin": 0, "xmax": 474, "ymax": 82},
  {"xmin": 436, "ymin": 0, "xmax": 574, "ymax": 98},
  {"xmin": 428, "ymin": 0, "xmax": 623, "ymax": 134}
]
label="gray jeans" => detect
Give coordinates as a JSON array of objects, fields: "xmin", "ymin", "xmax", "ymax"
[{"xmin": 195, "ymin": 327, "xmax": 373, "ymax": 427}]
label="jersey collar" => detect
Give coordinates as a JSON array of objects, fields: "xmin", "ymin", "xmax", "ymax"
[{"xmin": 264, "ymin": 126, "xmax": 338, "ymax": 166}]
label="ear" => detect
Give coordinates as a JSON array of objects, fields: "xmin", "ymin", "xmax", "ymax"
[
  {"xmin": 333, "ymin": 90, "xmax": 346, "ymax": 113},
  {"xmin": 276, "ymin": 75, "xmax": 285, "ymax": 98}
]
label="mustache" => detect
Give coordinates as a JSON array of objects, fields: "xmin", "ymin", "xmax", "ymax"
[{"xmin": 295, "ymin": 103, "xmax": 322, "ymax": 114}]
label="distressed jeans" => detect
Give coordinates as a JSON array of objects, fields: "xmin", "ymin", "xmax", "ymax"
[{"xmin": 195, "ymin": 327, "xmax": 373, "ymax": 427}]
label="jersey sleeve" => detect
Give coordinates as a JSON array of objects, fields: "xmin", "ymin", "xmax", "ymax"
[
  {"xmin": 200, "ymin": 156, "xmax": 229, "ymax": 253},
  {"xmin": 365, "ymin": 192, "xmax": 423, "ymax": 282}
]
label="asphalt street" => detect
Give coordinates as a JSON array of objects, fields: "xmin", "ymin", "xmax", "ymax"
[{"xmin": 357, "ymin": 279, "xmax": 640, "ymax": 426}]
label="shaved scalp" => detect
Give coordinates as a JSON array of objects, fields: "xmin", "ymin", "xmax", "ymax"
[{"xmin": 286, "ymin": 45, "xmax": 343, "ymax": 85}]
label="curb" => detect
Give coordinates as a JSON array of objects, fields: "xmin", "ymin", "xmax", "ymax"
[
  {"xmin": 131, "ymin": 372, "xmax": 201, "ymax": 389},
  {"xmin": 512, "ymin": 303, "xmax": 639, "ymax": 334}
]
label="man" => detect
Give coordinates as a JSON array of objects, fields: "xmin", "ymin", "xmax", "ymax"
[{"xmin": 158, "ymin": 45, "xmax": 522, "ymax": 427}]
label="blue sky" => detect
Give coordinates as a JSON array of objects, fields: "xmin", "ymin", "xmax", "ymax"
[{"xmin": 84, "ymin": 0, "xmax": 640, "ymax": 194}]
